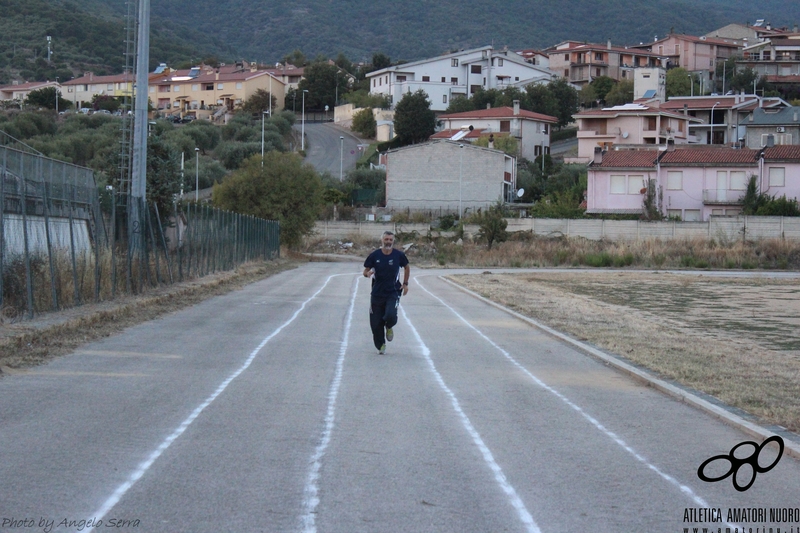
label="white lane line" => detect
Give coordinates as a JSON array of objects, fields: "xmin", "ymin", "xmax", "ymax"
[
  {"xmin": 300, "ymin": 276, "xmax": 359, "ymax": 533},
  {"xmin": 415, "ymin": 277, "xmax": 729, "ymax": 517},
  {"xmin": 88, "ymin": 273, "xmax": 348, "ymax": 524},
  {"xmin": 400, "ymin": 306, "xmax": 541, "ymax": 533}
]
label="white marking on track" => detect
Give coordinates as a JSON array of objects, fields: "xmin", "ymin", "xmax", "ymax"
[
  {"xmin": 415, "ymin": 276, "xmax": 733, "ymax": 521},
  {"xmin": 401, "ymin": 306, "xmax": 541, "ymax": 533},
  {"xmin": 300, "ymin": 276, "xmax": 359, "ymax": 532},
  {"xmin": 86, "ymin": 273, "xmax": 347, "ymax": 526}
]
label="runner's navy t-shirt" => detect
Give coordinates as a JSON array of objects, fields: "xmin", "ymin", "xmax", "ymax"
[{"xmin": 364, "ymin": 248, "xmax": 408, "ymax": 297}]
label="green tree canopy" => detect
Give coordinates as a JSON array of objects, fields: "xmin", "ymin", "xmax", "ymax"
[
  {"xmin": 604, "ymin": 79, "xmax": 634, "ymax": 106},
  {"xmin": 297, "ymin": 61, "xmax": 348, "ymax": 110},
  {"xmin": 394, "ymin": 89, "xmax": 435, "ymax": 145},
  {"xmin": 666, "ymin": 67, "xmax": 694, "ymax": 98},
  {"xmin": 25, "ymin": 87, "xmax": 70, "ymax": 110},
  {"xmin": 240, "ymin": 88, "xmax": 277, "ymax": 114},
  {"xmin": 371, "ymin": 53, "xmax": 392, "ymax": 71},
  {"xmin": 589, "ymin": 76, "xmax": 616, "ymax": 103},
  {"xmin": 526, "ymin": 83, "xmax": 559, "ymax": 117},
  {"xmin": 213, "ymin": 152, "xmax": 323, "ymax": 247},
  {"xmin": 445, "ymin": 95, "xmax": 475, "ymax": 114},
  {"xmin": 351, "ymin": 108, "xmax": 376, "ymax": 138},
  {"xmin": 547, "ymin": 78, "xmax": 580, "ymax": 128}
]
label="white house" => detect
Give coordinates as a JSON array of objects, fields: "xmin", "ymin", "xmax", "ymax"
[
  {"xmin": 367, "ymin": 46, "xmax": 555, "ymax": 112},
  {"xmin": 432, "ymin": 100, "xmax": 557, "ymax": 161},
  {"xmin": 385, "ymin": 140, "xmax": 517, "ymax": 213}
]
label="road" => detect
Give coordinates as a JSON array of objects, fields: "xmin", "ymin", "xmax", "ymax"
[
  {"xmin": 300, "ymin": 123, "xmax": 365, "ymax": 177},
  {"xmin": 2, "ymin": 262, "xmax": 799, "ymax": 532}
]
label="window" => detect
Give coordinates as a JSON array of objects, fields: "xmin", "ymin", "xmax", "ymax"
[
  {"xmin": 515, "ymin": 77, "xmax": 519, "ymax": 81},
  {"xmin": 763, "ymin": 51, "xmax": 771, "ymax": 61},
  {"xmin": 397, "ymin": 76, "xmax": 407, "ymax": 82},
  {"xmin": 667, "ymin": 209, "xmax": 682, "ymax": 219},
  {"xmin": 173, "ymin": 85, "xmax": 180, "ymax": 92},
  {"xmin": 595, "ymin": 52, "xmax": 603, "ymax": 61},
  {"xmin": 730, "ymin": 171, "xmax": 747, "ymax": 190},
  {"xmin": 203, "ymin": 84, "xmax": 213, "ymax": 91},
  {"xmin": 236, "ymin": 82, "xmax": 243, "ymax": 89},
  {"xmin": 628, "ymin": 175, "xmax": 645, "ymax": 195},
  {"xmin": 373, "ymin": 79, "xmax": 376, "ymax": 88},
  {"xmin": 107, "ymin": 84, "xmax": 113, "ymax": 90},
  {"xmin": 217, "ymin": 83, "xmax": 224, "ymax": 90},
  {"xmin": 498, "ymin": 58, "xmax": 504, "ymax": 67},
  {"xmin": 564, "ymin": 70, "xmax": 569, "ymax": 77},
  {"xmin": 542, "ymin": 124, "xmax": 549, "ymax": 134},
  {"xmin": 564, "ymin": 54, "xmax": 569, "ymax": 61},
  {"xmin": 149, "ymin": 86, "xmax": 155, "ymax": 93},
  {"xmin": 470, "ymin": 85, "xmax": 481, "ymax": 94},
  {"xmin": 667, "ymin": 171, "xmax": 683, "ymax": 190},
  {"xmin": 192, "ymin": 84, "xmax": 199, "ymax": 91},
  {"xmin": 595, "ymin": 68, "xmax": 601, "ymax": 77},
  {"xmin": 769, "ymin": 167, "xmax": 785, "ymax": 187},
  {"xmin": 471, "ymin": 65, "xmax": 482, "ymax": 74},
  {"xmin": 441, "ymin": 77, "xmax": 446, "ymax": 83},
  {"xmin": 451, "ymin": 77, "xmax": 458, "ymax": 85},
  {"xmin": 500, "ymin": 120, "xmax": 510, "ymax": 132},
  {"xmin": 421, "ymin": 76, "xmax": 429, "ymax": 82},
  {"xmin": 684, "ymin": 210, "xmax": 701, "ymax": 221},
  {"xmin": 610, "ymin": 175, "xmax": 626, "ymax": 194},
  {"xmin": 643, "ymin": 74, "xmax": 650, "ymax": 79},
  {"xmin": 711, "ymin": 209, "xmax": 724, "ymax": 216},
  {"xmin": 451, "ymin": 58, "xmax": 459, "ymax": 67},
  {"xmin": 443, "ymin": 95, "xmax": 447, "ymax": 104}
]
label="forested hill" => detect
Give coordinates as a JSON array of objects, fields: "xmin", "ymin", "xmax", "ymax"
[
  {"xmin": 112, "ymin": 0, "xmax": 799, "ymax": 63},
  {"xmin": 0, "ymin": 0, "xmax": 229, "ymax": 85}
]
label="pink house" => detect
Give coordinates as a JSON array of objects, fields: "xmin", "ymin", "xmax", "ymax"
[
  {"xmin": 573, "ymin": 104, "xmax": 701, "ymax": 161},
  {"xmin": 587, "ymin": 146, "xmax": 800, "ymax": 221}
]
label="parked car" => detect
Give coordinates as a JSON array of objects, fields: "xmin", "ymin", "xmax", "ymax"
[{"xmin": 95, "ymin": 109, "xmax": 112, "ymax": 115}]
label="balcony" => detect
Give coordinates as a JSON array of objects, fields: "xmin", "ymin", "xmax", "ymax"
[{"xmin": 703, "ymin": 189, "xmax": 744, "ymax": 205}]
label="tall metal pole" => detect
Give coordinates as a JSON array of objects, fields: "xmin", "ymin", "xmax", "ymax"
[
  {"xmin": 459, "ymin": 144, "xmax": 464, "ymax": 220},
  {"xmin": 301, "ymin": 90, "xmax": 308, "ymax": 151},
  {"xmin": 131, "ymin": 0, "xmax": 151, "ymax": 240},
  {"xmin": 261, "ymin": 111, "xmax": 266, "ymax": 165},
  {"xmin": 195, "ymin": 147, "xmax": 200, "ymax": 202},
  {"xmin": 339, "ymin": 136, "xmax": 344, "ymax": 181}
]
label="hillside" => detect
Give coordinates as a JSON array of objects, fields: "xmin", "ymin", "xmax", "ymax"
[
  {"xmin": 127, "ymin": 0, "xmax": 799, "ymax": 63},
  {"xmin": 0, "ymin": 0, "xmax": 230, "ymax": 85}
]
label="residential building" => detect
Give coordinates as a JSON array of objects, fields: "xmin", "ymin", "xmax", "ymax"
[
  {"xmin": 633, "ymin": 67, "xmax": 666, "ymax": 101},
  {"xmin": 586, "ymin": 145, "xmax": 800, "ymax": 220},
  {"xmin": 385, "ymin": 140, "xmax": 517, "ymax": 212},
  {"xmin": 658, "ymin": 95, "xmax": 789, "ymax": 145},
  {"xmin": 366, "ymin": 46, "xmax": 555, "ymax": 112},
  {"xmin": 431, "ymin": 101, "xmax": 557, "ymax": 161},
  {"xmin": 740, "ymin": 106, "xmax": 800, "ymax": 147},
  {"xmin": 515, "ymin": 49, "xmax": 550, "ymax": 69},
  {"xmin": 147, "ymin": 64, "xmax": 285, "ymax": 119},
  {"xmin": 61, "ymin": 72, "xmax": 135, "ymax": 109},
  {"xmin": 704, "ymin": 21, "xmax": 794, "ymax": 45},
  {"xmin": 573, "ymin": 103, "xmax": 701, "ymax": 161},
  {"xmin": 0, "ymin": 80, "xmax": 60, "ymax": 102},
  {"xmin": 630, "ymin": 34, "xmax": 744, "ymax": 92},
  {"xmin": 545, "ymin": 40, "xmax": 662, "ymax": 87},
  {"xmin": 737, "ymin": 33, "xmax": 800, "ymax": 94}
]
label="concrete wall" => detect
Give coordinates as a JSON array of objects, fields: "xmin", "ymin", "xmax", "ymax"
[
  {"xmin": 3, "ymin": 215, "xmax": 91, "ymax": 256},
  {"xmin": 311, "ymin": 216, "xmax": 800, "ymax": 242}
]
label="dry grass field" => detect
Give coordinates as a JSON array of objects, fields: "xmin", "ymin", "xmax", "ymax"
[{"xmin": 448, "ymin": 271, "xmax": 800, "ymax": 433}]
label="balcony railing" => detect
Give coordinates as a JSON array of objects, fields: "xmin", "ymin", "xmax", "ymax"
[{"xmin": 703, "ymin": 189, "xmax": 745, "ymax": 204}]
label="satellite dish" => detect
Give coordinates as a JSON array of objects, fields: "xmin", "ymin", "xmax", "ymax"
[
  {"xmin": 517, "ymin": 188, "xmax": 525, "ymax": 198},
  {"xmin": 622, "ymin": 132, "xmax": 629, "ymax": 139}
]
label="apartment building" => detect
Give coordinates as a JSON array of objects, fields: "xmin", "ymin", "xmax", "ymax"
[{"xmin": 546, "ymin": 40, "xmax": 662, "ymax": 87}]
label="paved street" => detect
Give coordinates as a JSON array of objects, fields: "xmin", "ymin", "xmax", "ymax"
[
  {"xmin": 300, "ymin": 123, "xmax": 364, "ymax": 177},
  {"xmin": 2, "ymin": 261, "xmax": 799, "ymax": 532}
]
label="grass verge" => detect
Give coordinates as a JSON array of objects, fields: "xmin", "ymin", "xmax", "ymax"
[{"xmin": 0, "ymin": 259, "xmax": 298, "ymax": 371}]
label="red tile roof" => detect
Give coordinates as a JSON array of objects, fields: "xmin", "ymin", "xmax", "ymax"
[
  {"xmin": 593, "ymin": 150, "xmax": 658, "ymax": 168},
  {"xmin": 763, "ymin": 145, "xmax": 800, "ymax": 161},
  {"xmin": 439, "ymin": 106, "xmax": 558, "ymax": 123},
  {"xmin": 659, "ymin": 148, "xmax": 760, "ymax": 165},
  {"xmin": 63, "ymin": 73, "xmax": 133, "ymax": 85},
  {"xmin": 0, "ymin": 80, "xmax": 55, "ymax": 91}
]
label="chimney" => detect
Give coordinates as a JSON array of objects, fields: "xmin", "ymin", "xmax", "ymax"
[
  {"xmin": 488, "ymin": 133, "xmax": 495, "ymax": 149},
  {"xmin": 593, "ymin": 146, "xmax": 603, "ymax": 165},
  {"xmin": 683, "ymin": 103, "xmax": 688, "ymax": 115},
  {"xmin": 513, "ymin": 100, "xmax": 520, "ymax": 115},
  {"xmin": 667, "ymin": 139, "xmax": 675, "ymax": 151},
  {"xmin": 607, "ymin": 39, "xmax": 612, "ymax": 50},
  {"xmin": 486, "ymin": 103, "xmax": 491, "ymax": 109},
  {"xmin": 794, "ymin": 111, "xmax": 798, "ymax": 122}
]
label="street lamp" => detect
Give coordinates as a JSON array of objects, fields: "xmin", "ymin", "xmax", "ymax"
[
  {"xmin": 261, "ymin": 109, "xmax": 269, "ymax": 165},
  {"xmin": 301, "ymin": 89, "xmax": 308, "ymax": 151},
  {"xmin": 195, "ymin": 147, "xmax": 200, "ymax": 202},
  {"xmin": 339, "ymin": 136, "xmax": 344, "ymax": 181},
  {"xmin": 459, "ymin": 144, "xmax": 464, "ymax": 220},
  {"xmin": 688, "ymin": 74, "xmax": 693, "ymax": 97},
  {"xmin": 710, "ymin": 101, "xmax": 720, "ymax": 145},
  {"xmin": 54, "ymin": 77, "xmax": 59, "ymax": 113}
]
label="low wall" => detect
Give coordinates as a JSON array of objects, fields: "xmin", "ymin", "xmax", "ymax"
[
  {"xmin": 3, "ymin": 214, "xmax": 91, "ymax": 256},
  {"xmin": 311, "ymin": 217, "xmax": 800, "ymax": 242}
]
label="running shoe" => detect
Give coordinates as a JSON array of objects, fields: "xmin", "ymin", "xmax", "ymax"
[
  {"xmin": 379, "ymin": 344, "xmax": 386, "ymax": 354},
  {"xmin": 386, "ymin": 327, "xmax": 394, "ymax": 342}
]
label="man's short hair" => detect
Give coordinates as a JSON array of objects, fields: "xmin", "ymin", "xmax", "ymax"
[{"xmin": 382, "ymin": 231, "xmax": 395, "ymax": 237}]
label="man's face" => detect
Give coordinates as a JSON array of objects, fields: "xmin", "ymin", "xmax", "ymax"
[{"xmin": 382, "ymin": 234, "xmax": 395, "ymax": 249}]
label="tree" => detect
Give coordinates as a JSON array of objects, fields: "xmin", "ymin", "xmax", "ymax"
[
  {"xmin": 474, "ymin": 134, "xmax": 518, "ymax": 155},
  {"xmin": 282, "ymin": 50, "xmax": 307, "ymax": 67},
  {"xmin": 589, "ymin": 76, "xmax": 615, "ymax": 103},
  {"xmin": 240, "ymin": 88, "xmax": 277, "ymax": 114},
  {"xmin": 666, "ymin": 67, "xmax": 693, "ymax": 98},
  {"xmin": 25, "ymin": 86, "xmax": 70, "ymax": 110},
  {"xmin": 475, "ymin": 202, "xmax": 508, "ymax": 250},
  {"xmin": 91, "ymin": 94, "xmax": 120, "ymax": 112},
  {"xmin": 445, "ymin": 95, "xmax": 475, "ymax": 114},
  {"xmin": 526, "ymin": 83, "xmax": 559, "ymax": 117},
  {"xmin": 351, "ymin": 108, "xmax": 376, "ymax": 138},
  {"xmin": 145, "ymin": 138, "xmax": 182, "ymax": 218},
  {"xmin": 393, "ymin": 89, "xmax": 435, "ymax": 144},
  {"xmin": 371, "ymin": 53, "xmax": 391, "ymax": 71},
  {"xmin": 578, "ymin": 83, "xmax": 598, "ymax": 108},
  {"xmin": 297, "ymin": 61, "xmax": 347, "ymax": 110},
  {"xmin": 213, "ymin": 152, "xmax": 323, "ymax": 247},
  {"xmin": 731, "ymin": 67, "xmax": 758, "ymax": 94},
  {"xmin": 547, "ymin": 78, "xmax": 580, "ymax": 128},
  {"xmin": 604, "ymin": 79, "xmax": 634, "ymax": 106}
]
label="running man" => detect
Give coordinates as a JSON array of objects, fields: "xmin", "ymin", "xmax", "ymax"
[{"xmin": 363, "ymin": 231, "xmax": 410, "ymax": 354}]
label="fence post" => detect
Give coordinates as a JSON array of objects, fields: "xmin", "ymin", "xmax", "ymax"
[
  {"xmin": 0, "ymin": 149, "xmax": 5, "ymax": 310},
  {"xmin": 20, "ymin": 155, "xmax": 35, "ymax": 318},
  {"xmin": 41, "ymin": 176, "xmax": 59, "ymax": 311}
]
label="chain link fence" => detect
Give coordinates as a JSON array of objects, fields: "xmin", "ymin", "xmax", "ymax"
[{"xmin": 1, "ymin": 144, "xmax": 280, "ymax": 322}]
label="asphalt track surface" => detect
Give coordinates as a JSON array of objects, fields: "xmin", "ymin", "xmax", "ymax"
[
  {"xmin": 301, "ymin": 123, "xmax": 363, "ymax": 176},
  {"xmin": 2, "ymin": 262, "xmax": 800, "ymax": 533}
]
